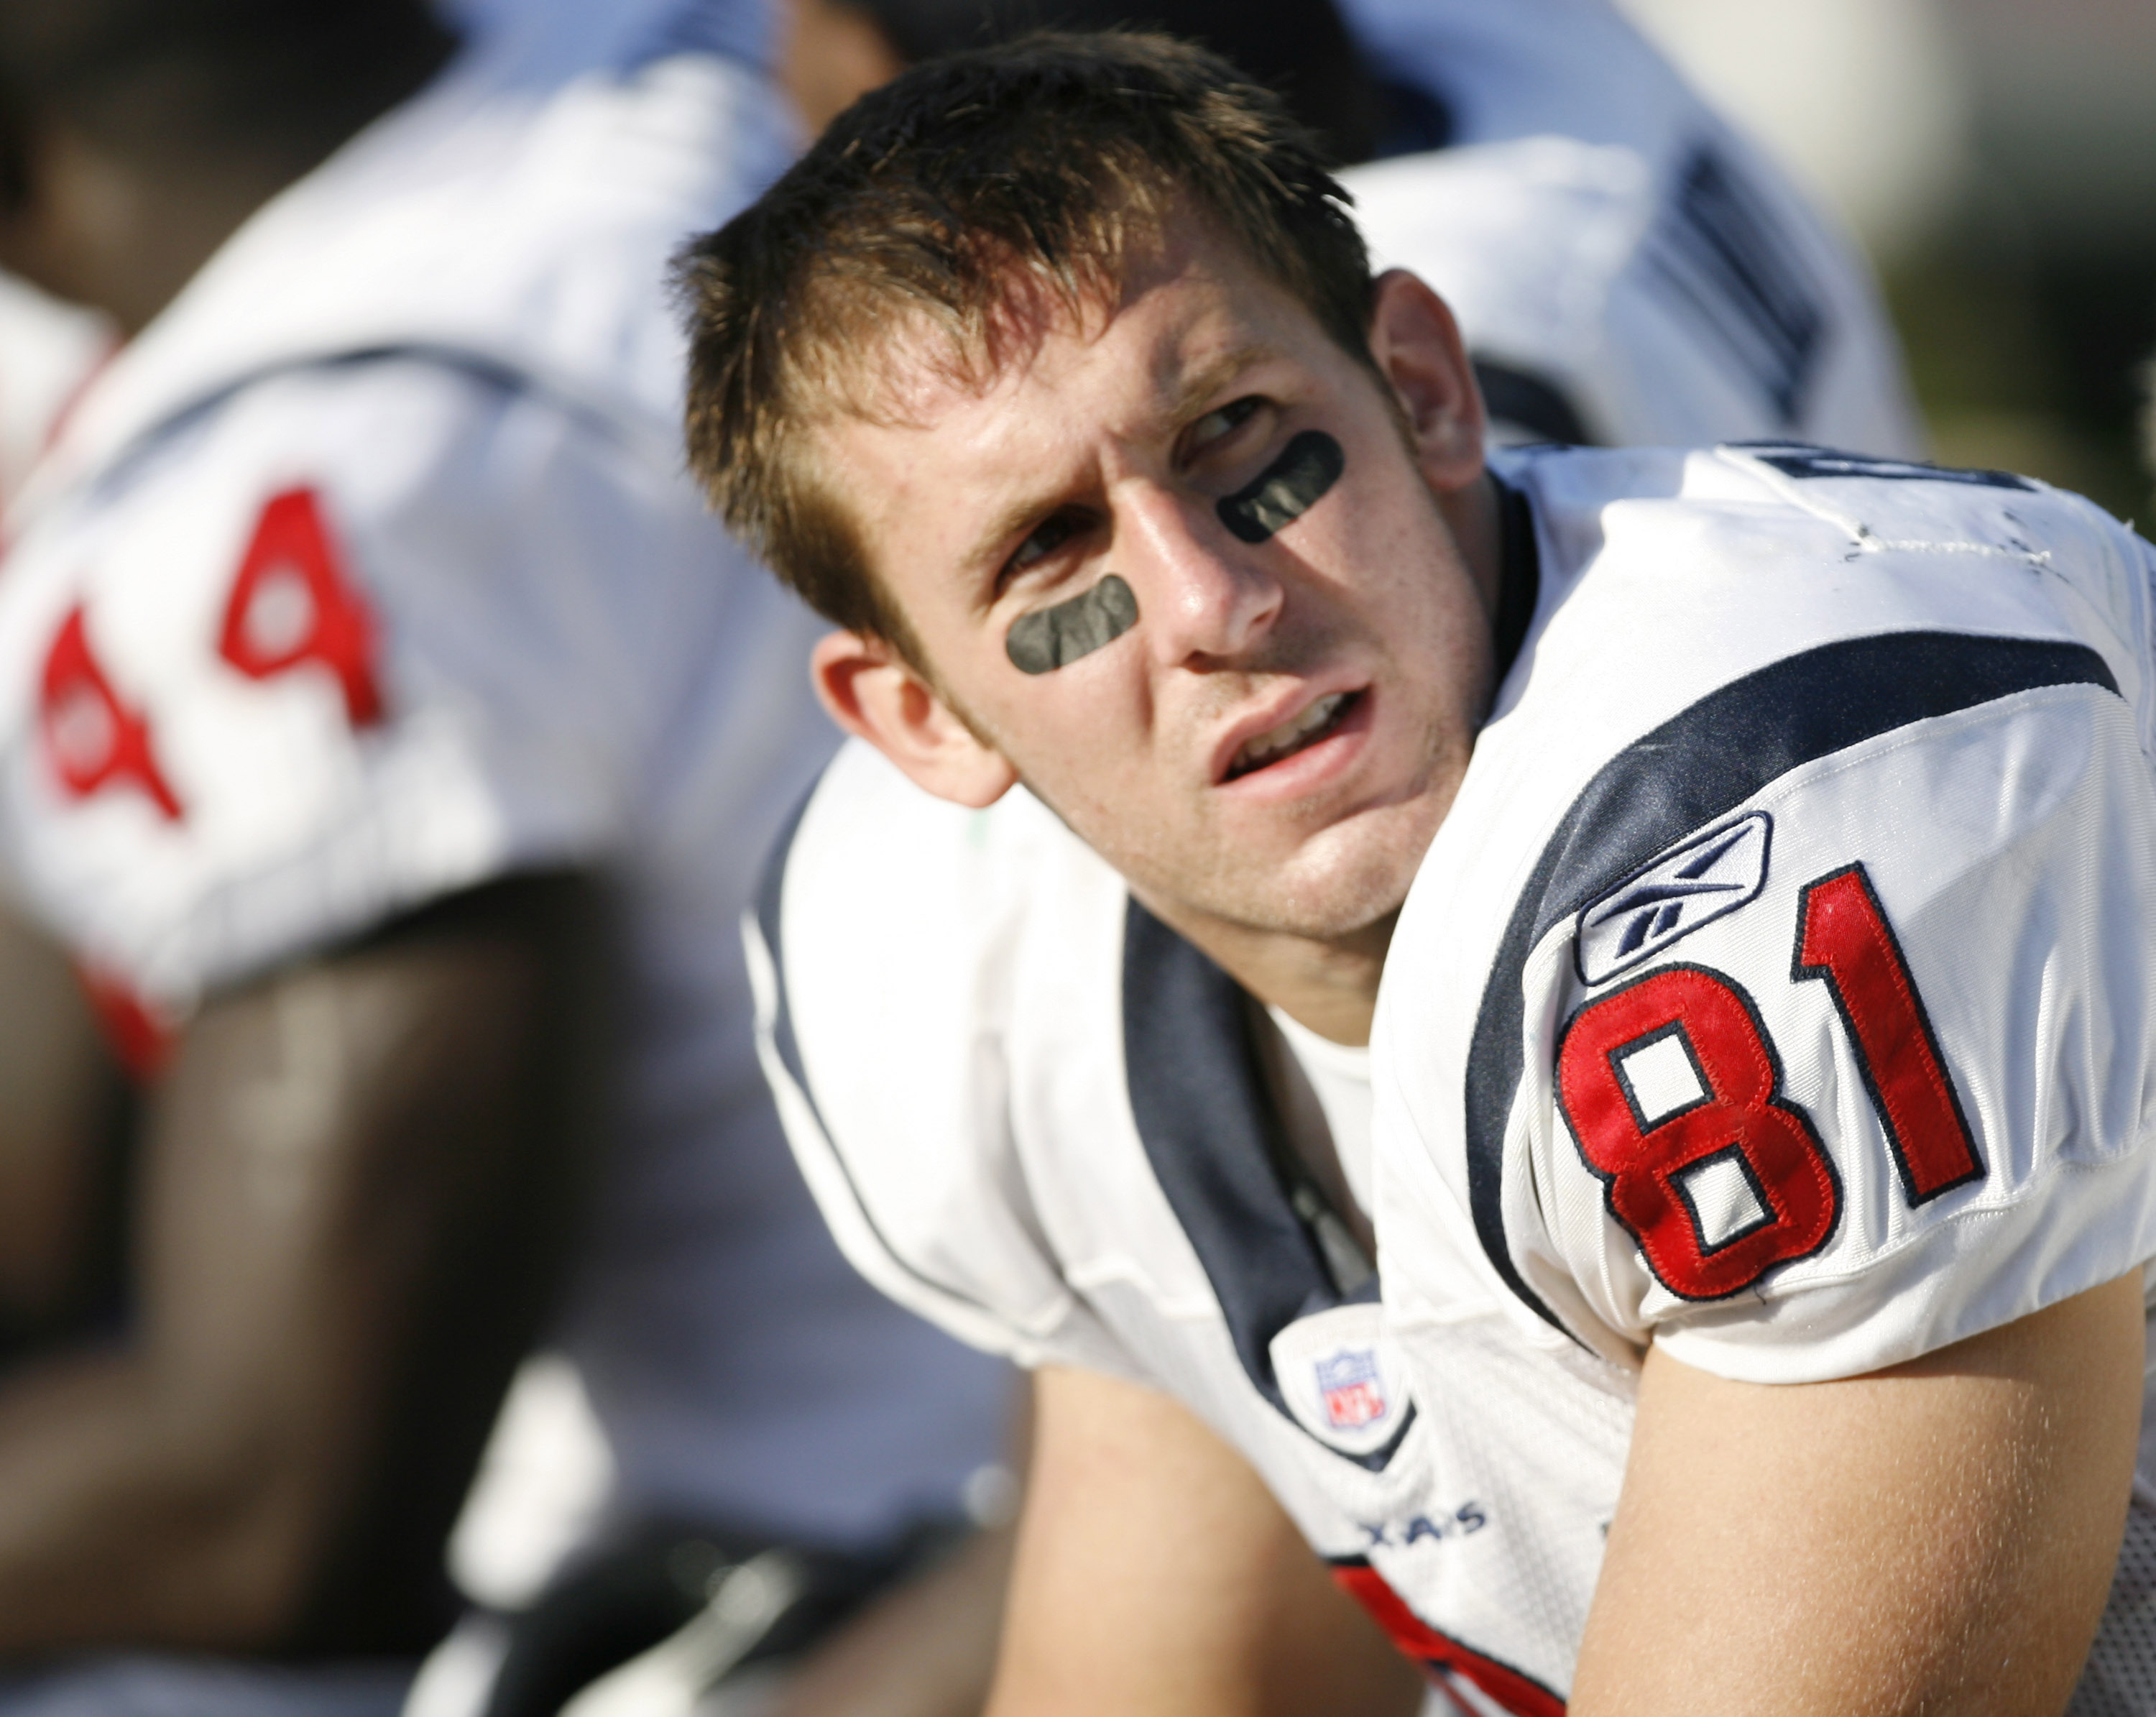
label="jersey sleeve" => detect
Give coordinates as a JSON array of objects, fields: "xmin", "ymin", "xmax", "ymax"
[
  {"xmin": 1346, "ymin": 130, "xmax": 1926, "ymax": 461},
  {"xmin": 1512, "ymin": 629, "xmax": 2156, "ymax": 1381},
  {"xmin": 747, "ymin": 740, "xmax": 1156, "ymax": 1385},
  {"xmin": 0, "ymin": 356, "xmax": 728, "ymax": 1013},
  {"xmin": 1377, "ymin": 458, "xmax": 2156, "ymax": 1386}
]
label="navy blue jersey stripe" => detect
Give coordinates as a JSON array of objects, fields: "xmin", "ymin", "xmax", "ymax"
[
  {"xmin": 1646, "ymin": 144, "xmax": 1826, "ymax": 425},
  {"xmin": 1461, "ymin": 630, "xmax": 2121, "ymax": 1336},
  {"xmin": 1121, "ymin": 902, "xmax": 1416, "ymax": 1470},
  {"xmin": 84, "ymin": 341, "xmax": 679, "ymax": 508},
  {"xmin": 1122, "ymin": 902, "xmax": 1332, "ymax": 1403}
]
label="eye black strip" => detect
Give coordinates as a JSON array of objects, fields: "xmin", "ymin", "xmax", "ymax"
[
  {"xmin": 1218, "ymin": 431, "xmax": 1344, "ymax": 544},
  {"xmin": 1005, "ymin": 573, "xmax": 1138, "ymax": 674}
]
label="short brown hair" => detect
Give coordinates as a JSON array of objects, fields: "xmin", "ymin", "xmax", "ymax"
[{"xmin": 673, "ymin": 30, "xmax": 1373, "ymax": 656}]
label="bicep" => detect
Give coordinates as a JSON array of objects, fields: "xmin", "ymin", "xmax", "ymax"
[
  {"xmin": 988, "ymin": 1364, "xmax": 1422, "ymax": 1717},
  {"xmin": 0, "ymin": 898, "xmax": 127, "ymax": 1342},
  {"xmin": 1574, "ymin": 1273, "xmax": 2146, "ymax": 1717},
  {"xmin": 133, "ymin": 869, "xmax": 612, "ymax": 1644}
]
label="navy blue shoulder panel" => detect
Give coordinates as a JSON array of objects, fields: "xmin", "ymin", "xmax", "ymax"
[
  {"xmin": 1123, "ymin": 902, "xmax": 1417, "ymax": 1468},
  {"xmin": 1123, "ymin": 901, "xmax": 1330, "ymax": 1409},
  {"xmin": 1462, "ymin": 630, "xmax": 2120, "ymax": 1332}
]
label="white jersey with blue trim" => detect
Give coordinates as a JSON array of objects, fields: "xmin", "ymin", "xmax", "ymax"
[
  {"xmin": 0, "ymin": 43, "xmax": 1005, "ymax": 1562},
  {"xmin": 0, "ymin": 274, "xmax": 109, "ymax": 530},
  {"xmin": 759, "ymin": 443, "xmax": 2156, "ymax": 1713},
  {"xmin": 1371, "ymin": 441, "xmax": 2156, "ymax": 1708},
  {"xmin": 754, "ymin": 741, "xmax": 1530, "ymax": 1713},
  {"xmin": 1337, "ymin": 0, "xmax": 1922, "ymax": 457}
]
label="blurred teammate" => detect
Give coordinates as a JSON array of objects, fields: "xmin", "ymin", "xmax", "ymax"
[
  {"xmin": 0, "ymin": 2, "xmax": 1006, "ymax": 1713},
  {"xmin": 0, "ymin": 273, "xmax": 106, "ymax": 531},
  {"xmin": 698, "ymin": 35, "xmax": 2156, "ymax": 1716},
  {"xmin": 776, "ymin": 0, "xmax": 1925, "ymax": 456}
]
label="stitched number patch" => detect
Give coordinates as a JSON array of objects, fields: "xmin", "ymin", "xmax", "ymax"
[
  {"xmin": 1560, "ymin": 859, "xmax": 1980, "ymax": 1299},
  {"xmin": 40, "ymin": 605, "xmax": 184, "ymax": 821},
  {"xmin": 1793, "ymin": 865, "xmax": 1982, "ymax": 1203},
  {"xmin": 218, "ymin": 487, "xmax": 383, "ymax": 726},
  {"xmin": 1558, "ymin": 965, "xmax": 1838, "ymax": 1299}
]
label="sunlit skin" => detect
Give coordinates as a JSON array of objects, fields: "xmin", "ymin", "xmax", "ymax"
[{"xmin": 811, "ymin": 218, "xmax": 1503, "ymax": 1043}]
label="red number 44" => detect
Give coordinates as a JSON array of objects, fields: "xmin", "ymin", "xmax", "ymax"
[{"xmin": 1556, "ymin": 862, "xmax": 1981, "ymax": 1301}]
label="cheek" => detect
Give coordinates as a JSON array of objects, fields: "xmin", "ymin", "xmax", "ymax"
[{"xmin": 971, "ymin": 653, "xmax": 1156, "ymax": 801}]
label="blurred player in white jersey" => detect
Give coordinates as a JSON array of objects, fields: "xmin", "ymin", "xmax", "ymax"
[
  {"xmin": 0, "ymin": 1, "xmax": 1008, "ymax": 1713},
  {"xmin": 683, "ymin": 36, "xmax": 2156, "ymax": 1716},
  {"xmin": 776, "ymin": 0, "xmax": 1923, "ymax": 458},
  {"xmin": 0, "ymin": 273, "xmax": 107, "ymax": 532}
]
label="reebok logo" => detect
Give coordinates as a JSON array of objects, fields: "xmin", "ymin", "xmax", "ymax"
[{"xmin": 1575, "ymin": 813, "xmax": 1771, "ymax": 985}]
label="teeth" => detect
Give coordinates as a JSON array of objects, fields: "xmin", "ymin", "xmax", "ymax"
[{"xmin": 1233, "ymin": 692, "xmax": 1348, "ymax": 775}]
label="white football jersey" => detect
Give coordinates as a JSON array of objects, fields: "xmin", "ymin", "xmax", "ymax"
[
  {"xmin": 759, "ymin": 444, "xmax": 2156, "ymax": 1713},
  {"xmin": 0, "ymin": 274, "xmax": 110, "ymax": 532},
  {"xmin": 0, "ymin": 44, "xmax": 1005, "ymax": 1560},
  {"xmin": 755, "ymin": 743, "xmax": 1505, "ymax": 1699},
  {"xmin": 1339, "ymin": 0, "xmax": 1923, "ymax": 457},
  {"xmin": 1369, "ymin": 443, "xmax": 2156, "ymax": 1708}
]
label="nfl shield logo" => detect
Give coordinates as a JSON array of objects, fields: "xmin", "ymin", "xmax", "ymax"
[{"xmin": 1314, "ymin": 1348, "xmax": 1388, "ymax": 1431}]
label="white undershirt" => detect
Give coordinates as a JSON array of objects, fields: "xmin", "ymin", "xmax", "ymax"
[{"xmin": 1268, "ymin": 1005, "xmax": 1375, "ymax": 1220}]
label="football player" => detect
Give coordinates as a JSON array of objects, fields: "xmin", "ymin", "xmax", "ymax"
[
  {"xmin": 0, "ymin": 272, "xmax": 108, "ymax": 533},
  {"xmin": 776, "ymin": 0, "xmax": 1925, "ymax": 459},
  {"xmin": 683, "ymin": 35, "xmax": 2156, "ymax": 1716},
  {"xmin": 0, "ymin": 1, "xmax": 1007, "ymax": 1713}
]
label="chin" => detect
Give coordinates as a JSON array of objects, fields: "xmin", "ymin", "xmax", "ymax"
[{"xmin": 1226, "ymin": 826, "xmax": 1428, "ymax": 943}]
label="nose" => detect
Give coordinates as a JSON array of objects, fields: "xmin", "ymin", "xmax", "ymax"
[{"xmin": 1120, "ymin": 483, "xmax": 1284, "ymax": 667}]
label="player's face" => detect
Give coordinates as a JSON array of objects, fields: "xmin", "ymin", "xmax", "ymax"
[{"xmin": 815, "ymin": 220, "xmax": 1496, "ymax": 946}]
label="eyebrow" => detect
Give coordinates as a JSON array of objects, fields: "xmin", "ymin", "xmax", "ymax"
[{"xmin": 949, "ymin": 339, "xmax": 1283, "ymax": 594}]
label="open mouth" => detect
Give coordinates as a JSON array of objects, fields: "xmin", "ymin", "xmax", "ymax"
[{"xmin": 1225, "ymin": 689, "xmax": 1361, "ymax": 781}]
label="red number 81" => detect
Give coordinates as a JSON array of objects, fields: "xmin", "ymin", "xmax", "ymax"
[{"xmin": 1556, "ymin": 862, "xmax": 1981, "ymax": 1301}]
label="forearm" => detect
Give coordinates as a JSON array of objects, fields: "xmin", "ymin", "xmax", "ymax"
[
  {"xmin": 985, "ymin": 1367, "xmax": 1420, "ymax": 1717},
  {"xmin": 0, "ymin": 1345, "xmax": 328, "ymax": 1655},
  {"xmin": 0, "ymin": 875, "xmax": 607, "ymax": 1660},
  {"xmin": 1572, "ymin": 1275, "xmax": 2146, "ymax": 1717},
  {"xmin": 0, "ymin": 902, "xmax": 129, "ymax": 1344},
  {"xmin": 770, "ymin": 1524, "xmax": 1013, "ymax": 1717}
]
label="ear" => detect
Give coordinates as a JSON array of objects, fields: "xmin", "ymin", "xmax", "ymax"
[
  {"xmin": 1366, "ymin": 269, "xmax": 1485, "ymax": 497},
  {"xmin": 811, "ymin": 630, "xmax": 1019, "ymax": 809}
]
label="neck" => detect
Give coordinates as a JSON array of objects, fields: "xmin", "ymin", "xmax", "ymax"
[
  {"xmin": 1148, "ymin": 902, "xmax": 1393, "ymax": 1046},
  {"xmin": 1142, "ymin": 470, "xmax": 1506, "ymax": 1048},
  {"xmin": 28, "ymin": 130, "xmax": 310, "ymax": 334},
  {"xmin": 2, "ymin": 24, "xmax": 456, "ymax": 336}
]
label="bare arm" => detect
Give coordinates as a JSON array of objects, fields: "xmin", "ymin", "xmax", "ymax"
[
  {"xmin": 1572, "ymin": 1273, "xmax": 2146, "ymax": 1717},
  {"xmin": 0, "ymin": 870, "xmax": 610, "ymax": 1659},
  {"xmin": 765, "ymin": 1521, "xmax": 1013, "ymax": 1717},
  {"xmin": 0, "ymin": 901, "xmax": 127, "ymax": 1345},
  {"xmin": 986, "ymin": 1363, "xmax": 1422, "ymax": 1717}
]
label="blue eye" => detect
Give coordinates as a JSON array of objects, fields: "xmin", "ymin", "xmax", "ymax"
[
  {"xmin": 1188, "ymin": 395, "xmax": 1263, "ymax": 455},
  {"xmin": 1010, "ymin": 509, "xmax": 1085, "ymax": 572}
]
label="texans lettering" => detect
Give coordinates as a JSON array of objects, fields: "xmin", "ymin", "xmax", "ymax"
[{"xmin": 1358, "ymin": 1502, "xmax": 1488, "ymax": 1548}]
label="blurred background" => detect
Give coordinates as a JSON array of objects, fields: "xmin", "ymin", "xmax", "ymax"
[{"xmin": 1619, "ymin": 0, "xmax": 2156, "ymax": 521}]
